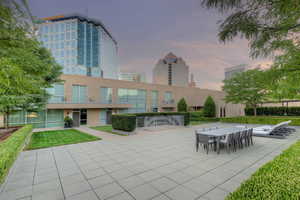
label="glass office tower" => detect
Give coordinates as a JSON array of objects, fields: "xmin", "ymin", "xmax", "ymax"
[{"xmin": 37, "ymin": 14, "xmax": 119, "ymax": 79}]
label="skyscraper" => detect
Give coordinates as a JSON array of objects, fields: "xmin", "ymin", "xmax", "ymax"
[
  {"xmin": 153, "ymin": 52, "xmax": 189, "ymax": 87},
  {"xmin": 37, "ymin": 14, "xmax": 119, "ymax": 79}
]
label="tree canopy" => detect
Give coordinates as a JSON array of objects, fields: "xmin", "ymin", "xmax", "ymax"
[
  {"xmin": 222, "ymin": 69, "xmax": 267, "ymax": 115},
  {"xmin": 0, "ymin": 0, "xmax": 62, "ymax": 128},
  {"xmin": 177, "ymin": 98, "xmax": 188, "ymax": 112},
  {"xmin": 203, "ymin": 96, "xmax": 216, "ymax": 117}
]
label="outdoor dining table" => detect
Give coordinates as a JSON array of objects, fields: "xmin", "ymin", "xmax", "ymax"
[{"xmin": 196, "ymin": 127, "xmax": 247, "ymax": 154}]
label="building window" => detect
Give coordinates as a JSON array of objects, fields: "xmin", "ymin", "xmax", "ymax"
[
  {"xmin": 100, "ymin": 87, "xmax": 112, "ymax": 104},
  {"xmin": 117, "ymin": 88, "xmax": 147, "ymax": 113},
  {"xmin": 46, "ymin": 83, "xmax": 64, "ymax": 103},
  {"xmin": 164, "ymin": 91, "xmax": 173, "ymax": 104},
  {"xmin": 168, "ymin": 64, "xmax": 172, "ymax": 85},
  {"xmin": 151, "ymin": 90, "xmax": 158, "ymax": 112},
  {"xmin": 72, "ymin": 85, "xmax": 87, "ymax": 103}
]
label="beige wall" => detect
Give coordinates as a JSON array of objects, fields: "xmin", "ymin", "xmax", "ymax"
[{"xmin": 48, "ymin": 74, "xmax": 244, "ymax": 118}]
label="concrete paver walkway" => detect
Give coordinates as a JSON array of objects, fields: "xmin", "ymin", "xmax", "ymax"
[{"xmin": 0, "ymin": 123, "xmax": 299, "ymax": 200}]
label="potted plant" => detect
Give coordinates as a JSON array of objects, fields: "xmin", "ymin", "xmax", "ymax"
[{"xmin": 64, "ymin": 116, "xmax": 73, "ymax": 128}]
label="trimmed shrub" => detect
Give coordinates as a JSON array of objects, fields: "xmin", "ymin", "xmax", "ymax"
[
  {"xmin": 0, "ymin": 125, "xmax": 33, "ymax": 183},
  {"xmin": 177, "ymin": 98, "xmax": 188, "ymax": 112},
  {"xmin": 220, "ymin": 116, "xmax": 300, "ymax": 126},
  {"xmin": 245, "ymin": 106, "xmax": 300, "ymax": 116},
  {"xmin": 197, "ymin": 117, "xmax": 220, "ymax": 122},
  {"xmin": 112, "ymin": 114, "xmax": 136, "ymax": 132},
  {"xmin": 203, "ymin": 96, "xmax": 216, "ymax": 117},
  {"xmin": 190, "ymin": 111, "xmax": 204, "ymax": 121},
  {"xmin": 226, "ymin": 141, "xmax": 300, "ymax": 200}
]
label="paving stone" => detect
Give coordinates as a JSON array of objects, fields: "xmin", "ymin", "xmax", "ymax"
[
  {"xmin": 63, "ymin": 181, "xmax": 91, "ymax": 197},
  {"xmin": 110, "ymin": 169, "xmax": 134, "ymax": 180},
  {"xmin": 182, "ymin": 178, "xmax": 215, "ymax": 195},
  {"xmin": 151, "ymin": 194, "xmax": 171, "ymax": 200},
  {"xmin": 117, "ymin": 175, "xmax": 145, "ymax": 190},
  {"xmin": 94, "ymin": 182, "xmax": 125, "ymax": 199},
  {"xmin": 165, "ymin": 185, "xmax": 199, "ymax": 200},
  {"xmin": 150, "ymin": 177, "xmax": 178, "ymax": 192},
  {"xmin": 83, "ymin": 168, "xmax": 106, "ymax": 179},
  {"xmin": 128, "ymin": 183, "xmax": 161, "ymax": 200},
  {"xmin": 88, "ymin": 174, "xmax": 115, "ymax": 189},
  {"xmin": 66, "ymin": 190, "xmax": 99, "ymax": 200},
  {"xmin": 137, "ymin": 170, "xmax": 162, "ymax": 182},
  {"xmin": 32, "ymin": 188, "xmax": 64, "ymax": 200},
  {"xmin": 203, "ymin": 187, "xmax": 229, "ymax": 200},
  {"xmin": 106, "ymin": 192, "xmax": 135, "ymax": 200}
]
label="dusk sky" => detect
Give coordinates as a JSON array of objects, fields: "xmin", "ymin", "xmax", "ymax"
[{"xmin": 29, "ymin": 0, "xmax": 271, "ymax": 90}]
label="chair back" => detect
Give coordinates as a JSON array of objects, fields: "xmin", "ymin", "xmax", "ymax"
[{"xmin": 197, "ymin": 134, "xmax": 210, "ymax": 143}]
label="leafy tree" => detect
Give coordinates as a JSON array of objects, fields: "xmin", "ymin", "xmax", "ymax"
[
  {"xmin": 201, "ymin": 0, "xmax": 300, "ymax": 58},
  {"xmin": 223, "ymin": 69, "xmax": 267, "ymax": 116},
  {"xmin": 0, "ymin": 0, "xmax": 62, "ymax": 128},
  {"xmin": 203, "ymin": 96, "xmax": 216, "ymax": 117},
  {"xmin": 177, "ymin": 98, "xmax": 188, "ymax": 112}
]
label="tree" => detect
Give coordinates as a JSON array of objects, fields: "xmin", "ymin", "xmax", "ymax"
[
  {"xmin": 177, "ymin": 98, "xmax": 188, "ymax": 112},
  {"xmin": 222, "ymin": 69, "xmax": 267, "ymax": 116},
  {"xmin": 0, "ymin": 0, "xmax": 62, "ymax": 128},
  {"xmin": 201, "ymin": 0, "xmax": 300, "ymax": 58},
  {"xmin": 203, "ymin": 96, "xmax": 216, "ymax": 117}
]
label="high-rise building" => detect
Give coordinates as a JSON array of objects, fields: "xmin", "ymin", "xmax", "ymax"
[
  {"xmin": 224, "ymin": 64, "xmax": 248, "ymax": 80},
  {"xmin": 119, "ymin": 71, "xmax": 146, "ymax": 82},
  {"xmin": 153, "ymin": 52, "xmax": 189, "ymax": 87},
  {"xmin": 37, "ymin": 14, "xmax": 119, "ymax": 79}
]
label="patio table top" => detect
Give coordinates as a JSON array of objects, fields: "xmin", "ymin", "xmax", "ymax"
[{"xmin": 196, "ymin": 127, "xmax": 247, "ymax": 137}]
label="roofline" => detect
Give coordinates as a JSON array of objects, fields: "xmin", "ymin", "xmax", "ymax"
[{"xmin": 40, "ymin": 14, "xmax": 117, "ymax": 45}]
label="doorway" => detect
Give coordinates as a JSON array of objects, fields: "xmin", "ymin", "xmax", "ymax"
[
  {"xmin": 72, "ymin": 111, "xmax": 80, "ymax": 127},
  {"xmin": 106, "ymin": 109, "xmax": 112, "ymax": 124}
]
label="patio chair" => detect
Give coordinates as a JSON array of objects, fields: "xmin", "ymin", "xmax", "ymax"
[
  {"xmin": 219, "ymin": 133, "xmax": 234, "ymax": 153},
  {"xmin": 232, "ymin": 132, "xmax": 241, "ymax": 151},
  {"xmin": 247, "ymin": 128, "xmax": 253, "ymax": 146},
  {"xmin": 240, "ymin": 130, "xmax": 248, "ymax": 148},
  {"xmin": 195, "ymin": 132, "xmax": 215, "ymax": 154}
]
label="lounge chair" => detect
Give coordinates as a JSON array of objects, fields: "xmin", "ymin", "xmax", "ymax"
[{"xmin": 253, "ymin": 121, "xmax": 291, "ymax": 138}]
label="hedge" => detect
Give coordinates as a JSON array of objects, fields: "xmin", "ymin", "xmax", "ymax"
[
  {"xmin": 0, "ymin": 125, "xmax": 33, "ymax": 183},
  {"xmin": 190, "ymin": 111, "xmax": 204, "ymax": 121},
  {"xmin": 220, "ymin": 116, "xmax": 300, "ymax": 126},
  {"xmin": 245, "ymin": 106, "xmax": 300, "ymax": 116},
  {"xmin": 112, "ymin": 114, "xmax": 136, "ymax": 132},
  {"xmin": 226, "ymin": 140, "xmax": 300, "ymax": 200},
  {"xmin": 112, "ymin": 112, "xmax": 190, "ymax": 132}
]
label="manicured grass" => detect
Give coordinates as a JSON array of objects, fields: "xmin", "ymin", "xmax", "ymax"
[
  {"xmin": 90, "ymin": 125, "xmax": 126, "ymax": 136},
  {"xmin": 27, "ymin": 129, "xmax": 101, "ymax": 150},
  {"xmin": 226, "ymin": 140, "xmax": 300, "ymax": 200}
]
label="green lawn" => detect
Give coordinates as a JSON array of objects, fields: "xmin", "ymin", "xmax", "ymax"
[
  {"xmin": 27, "ymin": 129, "xmax": 101, "ymax": 150},
  {"xmin": 226, "ymin": 140, "xmax": 300, "ymax": 200},
  {"xmin": 90, "ymin": 125, "xmax": 126, "ymax": 136}
]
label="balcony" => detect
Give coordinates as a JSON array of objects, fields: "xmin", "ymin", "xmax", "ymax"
[
  {"xmin": 47, "ymin": 98, "xmax": 132, "ymax": 109},
  {"xmin": 161, "ymin": 99, "xmax": 175, "ymax": 108}
]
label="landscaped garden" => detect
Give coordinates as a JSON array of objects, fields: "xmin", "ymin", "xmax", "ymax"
[
  {"xmin": 26, "ymin": 129, "xmax": 101, "ymax": 150},
  {"xmin": 227, "ymin": 140, "xmax": 300, "ymax": 200}
]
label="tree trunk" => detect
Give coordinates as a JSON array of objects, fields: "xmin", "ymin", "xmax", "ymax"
[
  {"xmin": 253, "ymin": 106, "xmax": 257, "ymax": 116},
  {"xmin": 3, "ymin": 112, "xmax": 9, "ymax": 129}
]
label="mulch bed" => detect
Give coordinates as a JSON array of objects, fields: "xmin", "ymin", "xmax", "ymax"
[{"xmin": 0, "ymin": 127, "xmax": 21, "ymax": 142}]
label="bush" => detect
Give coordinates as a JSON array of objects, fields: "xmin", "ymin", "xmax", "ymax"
[
  {"xmin": 64, "ymin": 116, "xmax": 73, "ymax": 128},
  {"xmin": 0, "ymin": 125, "xmax": 33, "ymax": 183},
  {"xmin": 177, "ymin": 98, "xmax": 188, "ymax": 112},
  {"xmin": 226, "ymin": 141, "xmax": 300, "ymax": 200},
  {"xmin": 245, "ymin": 106, "xmax": 300, "ymax": 116},
  {"xmin": 197, "ymin": 117, "xmax": 220, "ymax": 122},
  {"xmin": 112, "ymin": 112, "xmax": 190, "ymax": 131},
  {"xmin": 190, "ymin": 111, "xmax": 204, "ymax": 121},
  {"xmin": 112, "ymin": 114, "xmax": 136, "ymax": 132},
  {"xmin": 220, "ymin": 116, "xmax": 300, "ymax": 126},
  {"xmin": 203, "ymin": 96, "xmax": 216, "ymax": 117}
]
